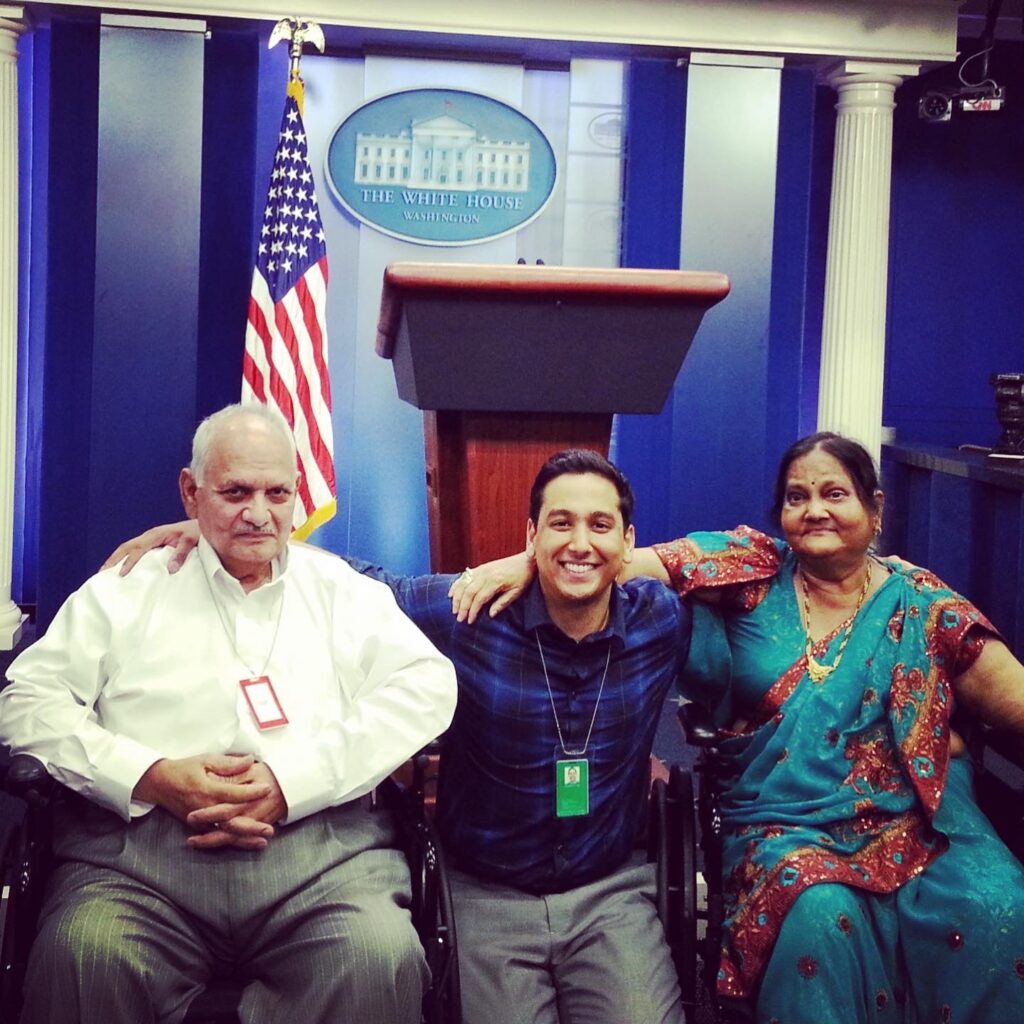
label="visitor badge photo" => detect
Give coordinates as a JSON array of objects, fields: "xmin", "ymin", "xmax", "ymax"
[{"xmin": 556, "ymin": 758, "xmax": 589, "ymax": 817}]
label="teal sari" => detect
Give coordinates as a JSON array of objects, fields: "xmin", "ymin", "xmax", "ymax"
[{"xmin": 657, "ymin": 528, "xmax": 1024, "ymax": 1022}]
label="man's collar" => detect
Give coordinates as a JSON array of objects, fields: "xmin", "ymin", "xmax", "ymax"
[
  {"xmin": 196, "ymin": 534, "xmax": 288, "ymax": 593},
  {"xmin": 522, "ymin": 578, "xmax": 627, "ymax": 647}
]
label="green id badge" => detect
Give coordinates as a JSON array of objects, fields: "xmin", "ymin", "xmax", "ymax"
[{"xmin": 555, "ymin": 758, "xmax": 589, "ymax": 817}]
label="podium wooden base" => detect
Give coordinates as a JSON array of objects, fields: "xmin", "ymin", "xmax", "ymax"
[{"xmin": 424, "ymin": 410, "xmax": 612, "ymax": 573}]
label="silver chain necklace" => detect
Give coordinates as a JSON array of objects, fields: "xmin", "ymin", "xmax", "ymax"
[
  {"xmin": 535, "ymin": 631, "xmax": 612, "ymax": 757},
  {"xmin": 203, "ymin": 569, "xmax": 285, "ymax": 679}
]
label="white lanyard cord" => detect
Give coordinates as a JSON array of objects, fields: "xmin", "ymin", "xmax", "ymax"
[{"xmin": 202, "ymin": 569, "xmax": 285, "ymax": 679}]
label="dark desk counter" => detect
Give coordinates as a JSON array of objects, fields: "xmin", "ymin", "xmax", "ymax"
[
  {"xmin": 884, "ymin": 443, "xmax": 1024, "ymax": 493},
  {"xmin": 881, "ymin": 443, "xmax": 1024, "ymax": 655}
]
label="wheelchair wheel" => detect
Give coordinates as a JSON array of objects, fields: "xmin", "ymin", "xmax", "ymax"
[
  {"xmin": 649, "ymin": 776, "xmax": 670, "ymax": 931},
  {"xmin": 667, "ymin": 765, "xmax": 698, "ymax": 1019},
  {"xmin": 0, "ymin": 759, "xmax": 54, "ymax": 1022}
]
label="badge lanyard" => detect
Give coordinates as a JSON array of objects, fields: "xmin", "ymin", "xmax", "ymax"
[
  {"xmin": 204, "ymin": 570, "xmax": 290, "ymax": 730},
  {"xmin": 535, "ymin": 632, "xmax": 611, "ymax": 818}
]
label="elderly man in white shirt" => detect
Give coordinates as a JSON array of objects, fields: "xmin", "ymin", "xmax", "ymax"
[{"xmin": 0, "ymin": 403, "xmax": 457, "ymax": 1024}]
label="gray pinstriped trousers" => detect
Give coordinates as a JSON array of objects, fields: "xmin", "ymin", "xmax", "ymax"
[{"xmin": 19, "ymin": 796, "xmax": 427, "ymax": 1024}]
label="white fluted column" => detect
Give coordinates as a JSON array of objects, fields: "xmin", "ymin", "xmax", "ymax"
[
  {"xmin": 0, "ymin": 8, "xmax": 26, "ymax": 650},
  {"xmin": 817, "ymin": 61, "xmax": 919, "ymax": 463}
]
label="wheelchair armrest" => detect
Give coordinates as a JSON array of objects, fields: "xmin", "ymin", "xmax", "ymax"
[
  {"xmin": 972, "ymin": 724, "xmax": 1024, "ymax": 863},
  {"xmin": 376, "ymin": 775, "xmax": 450, "ymax": 941},
  {"xmin": 4, "ymin": 755, "xmax": 53, "ymax": 805},
  {"xmin": 416, "ymin": 737, "xmax": 445, "ymax": 759},
  {"xmin": 377, "ymin": 773, "xmax": 461, "ymax": 1022},
  {"xmin": 981, "ymin": 727, "xmax": 1024, "ymax": 773},
  {"xmin": 677, "ymin": 701, "xmax": 721, "ymax": 747},
  {"xmin": 0, "ymin": 757, "xmax": 56, "ymax": 1021}
]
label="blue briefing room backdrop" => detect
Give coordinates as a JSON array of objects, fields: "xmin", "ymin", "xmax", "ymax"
[{"xmin": 11, "ymin": 9, "xmax": 1024, "ymax": 630}]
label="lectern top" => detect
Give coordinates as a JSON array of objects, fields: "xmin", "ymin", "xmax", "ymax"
[{"xmin": 376, "ymin": 261, "xmax": 730, "ymax": 359}]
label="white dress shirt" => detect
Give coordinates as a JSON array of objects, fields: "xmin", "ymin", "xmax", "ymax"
[{"xmin": 0, "ymin": 538, "xmax": 457, "ymax": 822}]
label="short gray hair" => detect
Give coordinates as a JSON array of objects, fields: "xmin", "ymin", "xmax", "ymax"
[{"xmin": 190, "ymin": 403, "xmax": 298, "ymax": 485}]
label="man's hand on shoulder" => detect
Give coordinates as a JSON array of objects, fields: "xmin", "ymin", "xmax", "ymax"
[
  {"xmin": 101, "ymin": 520, "xmax": 201, "ymax": 576},
  {"xmin": 448, "ymin": 551, "xmax": 535, "ymax": 623},
  {"xmin": 133, "ymin": 753, "xmax": 280, "ymax": 851}
]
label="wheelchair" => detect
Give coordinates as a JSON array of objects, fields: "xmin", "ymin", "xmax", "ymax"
[
  {"xmin": 672, "ymin": 702, "xmax": 1024, "ymax": 1024},
  {"xmin": 402, "ymin": 744, "xmax": 698, "ymax": 1024},
  {"xmin": 0, "ymin": 752, "xmax": 461, "ymax": 1024},
  {"xmin": 374, "ymin": 742, "xmax": 701, "ymax": 1024},
  {"xmin": 0, "ymin": 737, "xmax": 703, "ymax": 1024}
]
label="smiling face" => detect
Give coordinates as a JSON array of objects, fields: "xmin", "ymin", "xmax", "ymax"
[
  {"xmin": 780, "ymin": 446, "xmax": 882, "ymax": 572},
  {"xmin": 526, "ymin": 472, "xmax": 635, "ymax": 626},
  {"xmin": 179, "ymin": 414, "xmax": 299, "ymax": 589}
]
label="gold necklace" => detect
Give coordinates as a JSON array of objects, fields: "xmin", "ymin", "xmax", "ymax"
[{"xmin": 799, "ymin": 562, "xmax": 871, "ymax": 684}]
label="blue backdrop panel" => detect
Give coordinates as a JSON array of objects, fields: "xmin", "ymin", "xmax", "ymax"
[
  {"xmin": 671, "ymin": 60, "xmax": 782, "ymax": 536},
  {"xmin": 766, "ymin": 69, "xmax": 825, "ymax": 470},
  {"xmin": 612, "ymin": 60, "xmax": 831, "ymax": 544},
  {"xmin": 802, "ymin": 83, "xmax": 836, "ymax": 440},
  {"xmin": 13, "ymin": 27, "xmax": 47, "ymax": 607},
  {"xmin": 85, "ymin": 21, "xmax": 205, "ymax": 582},
  {"xmin": 618, "ymin": 58, "xmax": 688, "ymax": 547},
  {"xmin": 35, "ymin": 18, "xmax": 100, "ymax": 628},
  {"xmin": 197, "ymin": 27, "xmax": 262, "ymax": 421}
]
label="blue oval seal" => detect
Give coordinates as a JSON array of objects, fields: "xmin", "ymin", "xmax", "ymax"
[{"xmin": 325, "ymin": 88, "xmax": 557, "ymax": 247}]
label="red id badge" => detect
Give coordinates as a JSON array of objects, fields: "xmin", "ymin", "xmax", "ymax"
[{"xmin": 239, "ymin": 675, "xmax": 289, "ymax": 730}]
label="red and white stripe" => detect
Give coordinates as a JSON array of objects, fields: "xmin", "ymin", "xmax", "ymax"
[{"xmin": 242, "ymin": 257, "xmax": 335, "ymax": 533}]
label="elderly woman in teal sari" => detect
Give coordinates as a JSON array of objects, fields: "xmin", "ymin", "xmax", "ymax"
[
  {"xmin": 642, "ymin": 432, "xmax": 1024, "ymax": 1022},
  {"xmin": 454, "ymin": 432, "xmax": 1024, "ymax": 1023}
]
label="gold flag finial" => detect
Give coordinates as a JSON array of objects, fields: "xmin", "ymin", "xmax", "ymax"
[{"xmin": 268, "ymin": 17, "xmax": 326, "ymax": 80}]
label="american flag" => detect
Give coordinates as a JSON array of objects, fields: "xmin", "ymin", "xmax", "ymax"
[{"xmin": 243, "ymin": 76, "xmax": 336, "ymax": 539}]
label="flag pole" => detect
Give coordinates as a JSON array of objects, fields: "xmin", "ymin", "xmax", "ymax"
[{"xmin": 245, "ymin": 15, "xmax": 336, "ymax": 540}]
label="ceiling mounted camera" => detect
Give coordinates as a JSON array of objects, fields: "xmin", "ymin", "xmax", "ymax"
[
  {"xmin": 918, "ymin": 0, "xmax": 1006, "ymax": 123},
  {"xmin": 918, "ymin": 90, "xmax": 953, "ymax": 123}
]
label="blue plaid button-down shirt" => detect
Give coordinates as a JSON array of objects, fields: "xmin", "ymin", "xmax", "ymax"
[{"xmin": 348, "ymin": 560, "xmax": 692, "ymax": 894}]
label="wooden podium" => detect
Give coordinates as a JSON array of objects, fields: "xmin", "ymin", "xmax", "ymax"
[{"xmin": 376, "ymin": 262, "xmax": 730, "ymax": 572}]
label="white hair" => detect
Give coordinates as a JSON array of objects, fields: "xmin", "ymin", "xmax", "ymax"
[{"xmin": 190, "ymin": 403, "xmax": 297, "ymax": 485}]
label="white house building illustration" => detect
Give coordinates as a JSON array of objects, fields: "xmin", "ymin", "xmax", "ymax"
[{"xmin": 355, "ymin": 113, "xmax": 531, "ymax": 192}]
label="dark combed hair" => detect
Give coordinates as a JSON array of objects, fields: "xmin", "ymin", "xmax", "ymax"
[
  {"xmin": 771, "ymin": 431, "xmax": 882, "ymax": 524},
  {"xmin": 529, "ymin": 449, "xmax": 635, "ymax": 529}
]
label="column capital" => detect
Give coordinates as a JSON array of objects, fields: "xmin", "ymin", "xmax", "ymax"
[
  {"xmin": 0, "ymin": 7, "xmax": 25, "ymax": 63},
  {"xmin": 0, "ymin": 5, "xmax": 25, "ymax": 28},
  {"xmin": 822, "ymin": 59, "xmax": 921, "ymax": 90}
]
